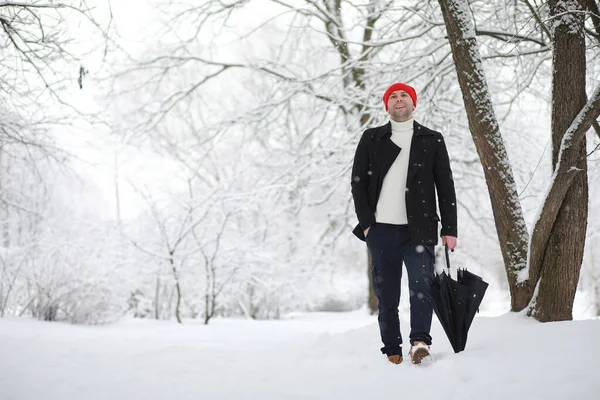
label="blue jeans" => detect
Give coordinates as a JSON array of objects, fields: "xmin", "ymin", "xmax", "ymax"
[{"xmin": 366, "ymin": 223, "xmax": 435, "ymax": 357}]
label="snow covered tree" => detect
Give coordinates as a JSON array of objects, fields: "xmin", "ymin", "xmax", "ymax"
[
  {"xmin": 105, "ymin": 0, "xmax": 496, "ymax": 314},
  {"xmin": 104, "ymin": 0, "xmax": 600, "ymax": 320},
  {"xmin": 437, "ymin": 0, "xmax": 600, "ymax": 320},
  {"xmin": 0, "ymin": 1, "xmax": 120, "ymax": 324},
  {"xmin": 531, "ymin": 0, "xmax": 588, "ymax": 321}
]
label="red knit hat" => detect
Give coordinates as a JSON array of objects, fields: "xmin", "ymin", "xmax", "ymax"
[{"xmin": 382, "ymin": 83, "xmax": 417, "ymax": 111}]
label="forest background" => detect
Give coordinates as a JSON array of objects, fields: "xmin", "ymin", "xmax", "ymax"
[{"xmin": 1, "ymin": 0, "xmax": 599, "ymax": 325}]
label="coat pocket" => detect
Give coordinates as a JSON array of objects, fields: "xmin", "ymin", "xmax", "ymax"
[{"xmin": 428, "ymin": 213, "xmax": 440, "ymax": 222}]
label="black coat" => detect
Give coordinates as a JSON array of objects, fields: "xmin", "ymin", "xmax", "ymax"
[{"xmin": 351, "ymin": 120, "xmax": 457, "ymax": 245}]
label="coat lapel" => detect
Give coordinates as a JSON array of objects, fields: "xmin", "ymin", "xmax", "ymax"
[
  {"xmin": 407, "ymin": 121, "xmax": 426, "ymax": 183},
  {"xmin": 374, "ymin": 123, "xmax": 401, "ymax": 183},
  {"xmin": 375, "ymin": 120, "xmax": 433, "ymax": 184}
]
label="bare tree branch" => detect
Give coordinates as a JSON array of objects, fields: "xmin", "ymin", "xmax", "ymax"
[
  {"xmin": 475, "ymin": 28, "xmax": 547, "ymax": 47},
  {"xmin": 519, "ymin": 0, "xmax": 552, "ymax": 41},
  {"xmin": 593, "ymin": 119, "xmax": 600, "ymax": 140}
]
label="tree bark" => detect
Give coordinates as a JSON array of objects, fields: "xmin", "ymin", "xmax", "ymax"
[
  {"xmin": 155, "ymin": 275, "xmax": 161, "ymax": 320},
  {"xmin": 436, "ymin": 0, "xmax": 531, "ymax": 310},
  {"xmin": 595, "ymin": 277, "xmax": 600, "ymax": 316},
  {"xmin": 525, "ymin": 84, "xmax": 600, "ymax": 287},
  {"xmin": 349, "ymin": 2, "xmax": 381, "ymax": 315},
  {"xmin": 363, "ymin": 109, "xmax": 377, "ymax": 314},
  {"xmin": 367, "ymin": 250, "xmax": 377, "ymax": 314},
  {"xmin": 530, "ymin": 0, "xmax": 588, "ymax": 321},
  {"xmin": 169, "ymin": 255, "xmax": 183, "ymax": 324},
  {"xmin": 0, "ymin": 149, "xmax": 10, "ymax": 248}
]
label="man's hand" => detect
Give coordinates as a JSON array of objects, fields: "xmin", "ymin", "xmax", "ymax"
[
  {"xmin": 442, "ymin": 236, "xmax": 457, "ymax": 251},
  {"xmin": 364, "ymin": 226, "xmax": 370, "ymax": 238}
]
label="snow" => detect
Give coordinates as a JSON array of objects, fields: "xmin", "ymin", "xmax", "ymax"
[
  {"xmin": 551, "ymin": 1, "xmax": 586, "ymax": 35},
  {"xmin": 1, "ymin": 310, "xmax": 599, "ymax": 400}
]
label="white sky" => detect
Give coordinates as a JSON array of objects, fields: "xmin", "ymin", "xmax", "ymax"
[{"xmin": 54, "ymin": 0, "xmax": 185, "ymax": 220}]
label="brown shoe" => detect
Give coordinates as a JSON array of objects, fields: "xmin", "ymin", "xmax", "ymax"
[
  {"xmin": 409, "ymin": 341, "xmax": 430, "ymax": 364},
  {"xmin": 387, "ymin": 354, "xmax": 403, "ymax": 364}
]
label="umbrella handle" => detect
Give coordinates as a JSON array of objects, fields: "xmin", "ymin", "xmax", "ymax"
[{"xmin": 445, "ymin": 245, "xmax": 451, "ymax": 274}]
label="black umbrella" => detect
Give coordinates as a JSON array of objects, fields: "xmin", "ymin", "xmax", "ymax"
[
  {"xmin": 458, "ymin": 267, "xmax": 489, "ymax": 350},
  {"xmin": 430, "ymin": 248, "xmax": 468, "ymax": 353},
  {"xmin": 430, "ymin": 246, "xmax": 488, "ymax": 353}
]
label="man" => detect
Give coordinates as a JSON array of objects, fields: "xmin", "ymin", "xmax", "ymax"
[{"xmin": 350, "ymin": 82, "xmax": 457, "ymax": 365}]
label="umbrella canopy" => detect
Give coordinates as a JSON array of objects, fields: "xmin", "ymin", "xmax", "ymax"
[
  {"xmin": 458, "ymin": 268, "xmax": 489, "ymax": 349},
  {"xmin": 431, "ymin": 246, "xmax": 488, "ymax": 353},
  {"xmin": 430, "ymin": 269, "xmax": 469, "ymax": 353}
]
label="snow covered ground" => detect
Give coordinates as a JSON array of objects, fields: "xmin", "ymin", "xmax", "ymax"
[{"xmin": 1, "ymin": 310, "xmax": 598, "ymax": 400}]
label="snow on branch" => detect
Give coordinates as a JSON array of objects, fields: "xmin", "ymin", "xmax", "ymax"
[{"xmin": 523, "ymin": 85, "xmax": 600, "ymax": 284}]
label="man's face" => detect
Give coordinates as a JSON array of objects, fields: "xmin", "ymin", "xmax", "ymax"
[{"xmin": 387, "ymin": 90, "xmax": 415, "ymax": 122}]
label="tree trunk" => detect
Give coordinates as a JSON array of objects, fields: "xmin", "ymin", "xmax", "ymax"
[
  {"xmin": 436, "ymin": 0, "xmax": 531, "ymax": 310},
  {"xmin": 318, "ymin": 0, "xmax": 382, "ymax": 314},
  {"xmin": 0, "ymin": 149, "xmax": 10, "ymax": 249},
  {"xmin": 154, "ymin": 274, "xmax": 161, "ymax": 320},
  {"xmin": 530, "ymin": 0, "xmax": 588, "ymax": 321},
  {"xmin": 113, "ymin": 149, "xmax": 122, "ymax": 227},
  {"xmin": 169, "ymin": 255, "xmax": 183, "ymax": 324},
  {"xmin": 595, "ymin": 277, "xmax": 600, "ymax": 317},
  {"xmin": 359, "ymin": 106, "xmax": 379, "ymax": 314},
  {"xmin": 367, "ymin": 250, "xmax": 377, "ymax": 314}
]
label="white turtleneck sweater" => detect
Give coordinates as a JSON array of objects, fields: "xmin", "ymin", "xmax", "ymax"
[{"xmin": 375, "ymin": 118, "xmax": 414, "ymax": 225}]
